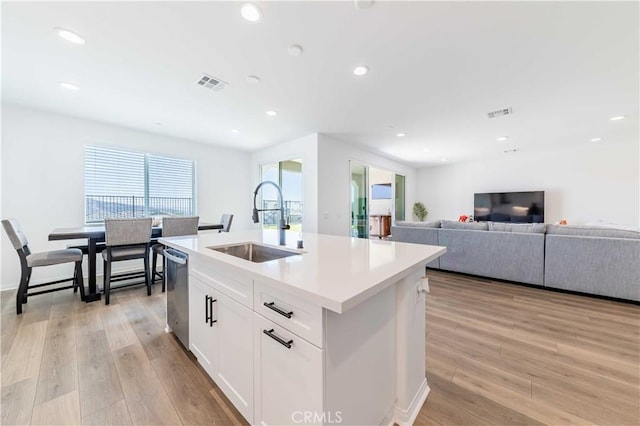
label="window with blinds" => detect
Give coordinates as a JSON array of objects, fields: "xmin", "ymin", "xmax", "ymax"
[{"xmin": 84, "ymin": 146, "xmax": 195, "ymax": 222}]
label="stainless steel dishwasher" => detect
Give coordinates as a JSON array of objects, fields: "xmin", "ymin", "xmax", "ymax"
[{"xmin": 164, "ymin": 248, "xmax": 189, "ymax": 349}]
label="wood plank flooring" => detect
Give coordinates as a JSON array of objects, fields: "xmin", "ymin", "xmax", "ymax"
[
  {"xmin": 1, "ymin": 271, "xmax": 638, "ymax": 425},
  {"xmin": 418, "ymin": 271, "xmax": 640, "ymax": 426},
  {"xmin": 0, "ymin": 284, "xmax": 246, "ymax": 426}
]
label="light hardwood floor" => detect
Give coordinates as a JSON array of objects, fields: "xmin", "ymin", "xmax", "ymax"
[{"xmin": 1, "ymin": 271, "xmax": 638, "ymax": 425}]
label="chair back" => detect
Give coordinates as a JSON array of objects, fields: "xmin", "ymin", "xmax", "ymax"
[
  {"xmin": 104, "ymin": 218, "xmax": 152, "ymax": 246},
  {"xmin": 220, "ymin": 214, "xmax": 234, "ymax": 232},
  {"xmin": 2, "ymin": 219, "xmax": 29, "ymax": 250},
  {"xmin": 162, "ymin": 216, "xmax": 199, "ymax": 237}
]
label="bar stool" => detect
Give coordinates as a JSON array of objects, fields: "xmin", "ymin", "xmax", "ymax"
[
  {"xmin": 219, "ymin": 214, "xmax": 234, "ymax": 233},
  {"xmin": 2, "ymin": 219, "xmax": 85, "ymax": 315},
  {"xmin": 102, "ymin": 218, "xmax": 152, "ymax": 305}
]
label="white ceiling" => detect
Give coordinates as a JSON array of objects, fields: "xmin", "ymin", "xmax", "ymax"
[{"xmin": 2, "ymin": 1, "xmax": 638, "ymax": 166}]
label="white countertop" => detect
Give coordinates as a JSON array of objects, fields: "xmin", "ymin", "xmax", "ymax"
[{"xmin": 160, "ymin": 230, "xmax": 446, "ymax": 313}]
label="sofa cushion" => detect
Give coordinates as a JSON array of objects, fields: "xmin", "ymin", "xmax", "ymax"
[
  {"xmin": 546, "ymin": 225, "xmax": 640, "ymax": 239},
  {"xmin": 395, "ymin": 220, "xmax": 441, "ymax": 228},
  {"xmin": 441, "ymin": 220, "xmax": 488, "ymax": 231},
  {"xmin": 488, "ymin": 222, "xmax": 546, "ymax": 234}
]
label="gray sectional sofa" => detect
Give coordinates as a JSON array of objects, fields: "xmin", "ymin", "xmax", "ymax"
[
  {"xmin": 544, "ymin": 225, "xmax": 640, "ymax": 301},
  {"xmin": 392, "ymin": 220, "xmax": 640, "ymax": 302}
]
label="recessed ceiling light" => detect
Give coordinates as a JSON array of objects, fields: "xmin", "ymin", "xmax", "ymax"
[
  {"xmin": 590, "ymin": 137, "xmax": 602, "ymax": 142},
  {"xmin": 231, "ymin": 129, "xmax": 240, "ymax": 134},
  {"xmin": 396, "ymin": 132, "xmax": 406, "ymax": 137},
  {"xmin": 353, "ymin": 65, "xmax": 369, "ymax": 76},
  {"xmin": 58, "ymin": 81, "xmax": 79, "ymax": 91},
  {"xmin": 496, "ymin": 136, "xmax": 509, "ymax": 141},
  {"xmin": 423, "ymin": 148, "xmax": 430, "ymax": 152},
  {"xmin": 609, "ymin": 115, "xmax": 626, "ymax": 121},
  {"xmin": 440, "ymin": 157, "xmax": 447, "ymax": 162},
  {"xmin": 241, "ymin": 3, "xmax": 262, "ymax": 22},
  {"xmin": 288, "ymin": 44, "xmax": 303, "ymax": 56},
  {"xmin": 246, "ymin": 75, "xmax": 261, "ymax": 84},
  {"xmin": 55, "ymin": 28, "xmax": 85, "ymax": 45},
  {"xmin": 354, "ymin": 0, "xmax": 375, "ymax": 9},
  {"xmin": 265, "ymin": 110, "xmax": 278, "ymax": 116}
]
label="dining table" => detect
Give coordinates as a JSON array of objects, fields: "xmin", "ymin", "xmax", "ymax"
[{"xmin": 48, "ymin": 222, "xmax": 223, "ymax": 302}]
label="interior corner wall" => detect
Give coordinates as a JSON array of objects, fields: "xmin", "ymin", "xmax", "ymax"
[
  {"xmin": 317, "ymin": 134, "xmax": 417, "ymax": 236},
  {"xmin": 1, "ymin": 104, "xmax": 252, "ymax": 290},
  {"xmin": 250, "ymin": 133, "xmax": 319, "ymax": 233},
  {"xmin": 416, "ymin": 139, "xmax": 640, "ymax": 228}
]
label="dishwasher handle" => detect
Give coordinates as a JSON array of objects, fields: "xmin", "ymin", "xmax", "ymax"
[{"xmin": 164, "ymin": 249, "xmax": 187, "ymax": 265}]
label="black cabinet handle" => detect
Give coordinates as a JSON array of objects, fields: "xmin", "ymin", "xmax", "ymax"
[
  {"xmin": 263, "ymin": 302, "xmax": 293, "ymax": 319},
  {"xmin": 205, "ymin": 295, "xmax": 210, "ymax": 324},
  {"xmin": 209, "ymin": 298, "xmax": 217, "ymax": 326},
  {"xmin": 263, "ymin": 328, "xmax": 293, "ymax": 349}
]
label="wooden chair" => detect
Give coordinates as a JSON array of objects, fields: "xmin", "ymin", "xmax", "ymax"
[
  {"xmin": 2, "ymin": 219, "xmax": 85, "ymax": 315},
  {"xmin": 151, "ymin": 216, "xmax": 199, "ymax": 291},
  {"xmin": 102, "ymin": 218, "xmax": 152, "ymax": 305}
]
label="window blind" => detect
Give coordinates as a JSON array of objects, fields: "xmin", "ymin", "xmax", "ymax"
[{"xmin": 84, "ymin": 146, "xmax": 195, "ymax": 222}]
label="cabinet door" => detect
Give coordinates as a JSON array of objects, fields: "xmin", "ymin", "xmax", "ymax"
[
  {"xmin": 254, "ymin": 314, "xmax": 324, "ymax": 426},
  {"xmin": 188, "ymin": 276, "xmax": 218, "ymax": 378},
  {"xmin": 216, "ymin": 292, "xmax": 254, "ymax": 423}
]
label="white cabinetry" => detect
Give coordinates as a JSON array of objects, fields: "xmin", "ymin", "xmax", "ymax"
[
  {"xmin": 188, "ymin": 276, "xmax": 218, "ymax": 378},
  {"xmin": 178, "ymin": 247, "xmax": 429, "ymax": 426},
  {"xmin": 216, "ymin": 291, "xmax": 254, "ymax": 422},
  {"xmin": 253, "ymin": 313, "xmax": 324, "ymax": 426},
  {"xmin": 188, "ymin": 270, "xmax": 254, "ymax": 423}
]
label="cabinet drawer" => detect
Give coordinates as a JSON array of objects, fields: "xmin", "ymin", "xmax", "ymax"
[
  {"xmin": 254, "ymin": 281, "xmax": 324, "ymax": 348},
  {"xmin": 254, "ymin": 314, "xmax": 324, "ymax": 426},
  {"xmin": 190, "ymin": 256, "xmax": 253, "ymax": 308}
]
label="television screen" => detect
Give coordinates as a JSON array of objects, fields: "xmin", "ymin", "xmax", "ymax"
[
  {"xmin": 474, "ymin": 191, "xmax": 545, "ymax": 223},
  {"xmin": 371, "ymin": 183, "xmax": 392, "ymax": 199}
]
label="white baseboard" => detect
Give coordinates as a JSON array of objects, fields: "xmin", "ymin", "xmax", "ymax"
[{"xmin": 394, "ymin": 378, "xmax": 430, "ymax": 426}]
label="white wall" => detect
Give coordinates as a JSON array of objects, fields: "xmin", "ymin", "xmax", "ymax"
[
  {"xmin": 416, "ymin": 139, "xmax": 640, "ymax": 227},
  {"xmin": 317, "ymin": 134, "xmax": 417, "ymax": 236},
  {"xmin": 1, "ymin": 104, "xmax": 252, "ymax": 289},
  {"xmin": 250, "ymin": 133, "xmax": 319, "ymax": 232}
]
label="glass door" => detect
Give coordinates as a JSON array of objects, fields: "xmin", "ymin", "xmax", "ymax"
[
  {"xmin": 394, "ymin": 174, "xmax": 406, "ymax": 222},
  {"xmin": 350, "ymin": 162, "xmax": 368, "ymax": 238}
]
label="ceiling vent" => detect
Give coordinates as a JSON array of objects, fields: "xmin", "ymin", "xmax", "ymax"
[
  {"xmin": 487, "ymin": 107, "xmax": 513, "ymax": 119},
  {"xmin": 503, "ymin": 148, "xmax": 520, "ymax": 154},
  {"xmin": 196, "ymin": 74, "xmax": 228, "ymax": 91}
]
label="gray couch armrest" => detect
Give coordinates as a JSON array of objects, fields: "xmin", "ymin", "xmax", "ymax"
[
  {"xmin": 391, "ymin": 226, "xmax": 441, "ymax": 269},
  {"xmin": 544, "ymin": 234, "xmax": 640, "ymax": 301}
]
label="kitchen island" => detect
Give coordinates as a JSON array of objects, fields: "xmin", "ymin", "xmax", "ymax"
[{"xmin": 160, "ymin": 230, "xmax": 445, "ymax": 426}]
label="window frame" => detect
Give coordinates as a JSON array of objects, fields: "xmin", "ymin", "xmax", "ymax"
[{"xmin": 84, "ymin": 145, "xmax": 197, "ymax": 224}]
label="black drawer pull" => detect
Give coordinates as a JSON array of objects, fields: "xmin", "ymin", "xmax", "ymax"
[
  {"xmin": 263, "ymin": 302, "xmax": 293, "ymax": 319},
  {"xmin": 263, "ymin": 328, "xmax": 293, "ymax": 349},
  {"xmin": 205, "ymin": 295, "xmax": 210, "ymax": 324},
  {"xmin": 209, "ymin": 297, "xmax": 217, "ymax": 326}
]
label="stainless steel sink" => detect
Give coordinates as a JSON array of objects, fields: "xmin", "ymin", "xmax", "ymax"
[{"xmin": 207, "ymin": 242, "xmax": 302, "ymax": 263}]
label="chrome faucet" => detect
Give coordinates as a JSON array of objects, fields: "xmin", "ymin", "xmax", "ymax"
[{"xmin": 252, "ymin": 180, "xmax": 290, "ymax": 246}]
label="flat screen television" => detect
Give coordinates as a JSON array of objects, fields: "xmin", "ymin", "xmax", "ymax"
[
  {"xmin": 371, "ymin": 183, "xmax": 392, "ymax": 199},
  {"xmin": 474, "ymin": 191, "xmax": 545, "ymax": 223}
]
